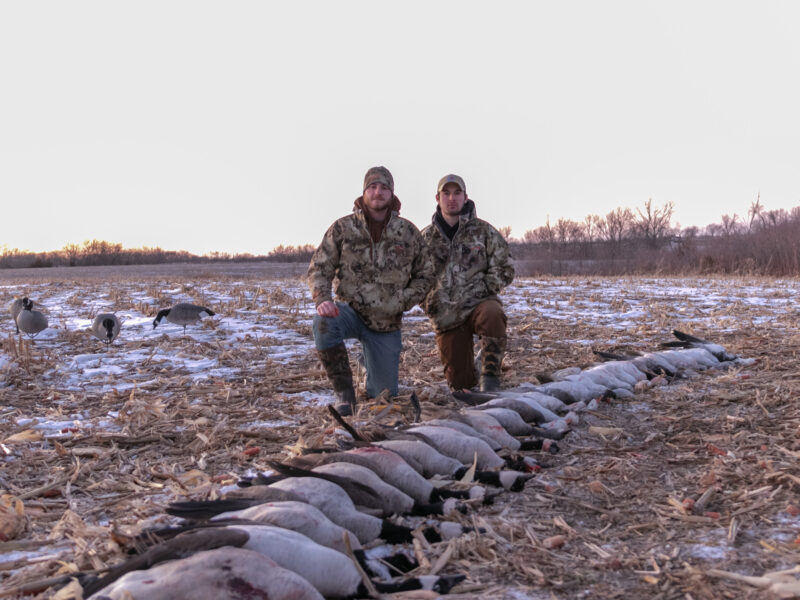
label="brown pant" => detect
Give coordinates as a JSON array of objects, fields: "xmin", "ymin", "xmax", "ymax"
[{"xmin": 435, "ymin": 299, "xmax": 507, "ymax": 390}]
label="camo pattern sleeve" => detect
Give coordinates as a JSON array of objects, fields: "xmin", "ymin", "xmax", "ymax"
[
  {"xmin": 421, "ymin": 202, "xmax": 514, "ymax": 333},
  {"xmin": 308, "ymin": 209, "xmax": 434, "ymax": 331},
  {"xmin": 307, "ymin": 220, "xmax": 343, "ymax": 307},
  {"xmin": 484, "ymin": 223, "xmax": 515, "ymax": 295}
]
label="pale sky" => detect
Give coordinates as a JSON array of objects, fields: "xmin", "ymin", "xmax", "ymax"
[{"xmin": 2, "ymin": 1, "xmax": 799, "ymax": 255}]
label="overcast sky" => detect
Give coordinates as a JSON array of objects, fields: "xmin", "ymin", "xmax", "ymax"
[{"xmin": 2, "ymin": 1, "xmax": 798, "ymax": 255}]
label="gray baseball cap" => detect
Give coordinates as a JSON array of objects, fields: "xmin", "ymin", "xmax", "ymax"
[{"xmin": 437, "ymin": 174, "xmax": 466, "ymax": 193}]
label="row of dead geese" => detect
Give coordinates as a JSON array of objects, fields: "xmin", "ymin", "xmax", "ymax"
[
  {"xmin": 7, "ymin": 298, "xmax": 215, "ymax": 342},
  {"xmin": 46, "ymin": 330, "xmax": 753, "ymax": 599}
]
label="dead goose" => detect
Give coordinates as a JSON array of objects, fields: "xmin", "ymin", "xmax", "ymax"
[
  {"xmin": 664, "ymin": 329, "xmax": 739, "ymax": 362},
  {"xmin": 505, "ymin": 388, "xmax": 570, "ymax": 413},
  {"xmin": 210, "ymin": 501, "xmax": 362, "ymax": 553},
  {"xmin": 425, "ymin": 418, "xmax": 502, "ymax": 450},
  {"xmin": 479, "ymin": 406, "xmax": 537, "ymax": 436},
  {"xmin": 405, "ymin": 425, "xmax": 506, "ymax": 470},
  {"xmin": 282, "ymin": 447, "xmax": 470, "ymax": 505},
  {"xmin": 650, "ymin": 348, "xmax": 720, "ymax": 370},
  {"xmin": 269, "ymin": 459, "xmax": 459, "ymax": 517},
  {"xmin": 9, "ymin": 297, "xmax": 24, "ymax": 333},
  {"xmin": 593, "ymin": 349, "xmax": 678, "ymax": 378},
  {"xmin": 145, "ymin": 516, "xmax": 419, "ymax": 581},
  {"xmin": 89, "ymin": 525, "xmax": 464, "ymax": 600},
  {"xmin": 459, "ymin": 409, "xmax": 525, "ymax": 449},
  {"xmin": 91, "ymin": 312, "xmax": 120, "ymax": 344},
  {"xmin": 258, "ymin": 476, "xmax": 414, "ymax": 544},
  {"xmin": 16, "ymin": 297, "xmax": 48, "ymax": 338},
  {"xmin": 456, "ymin": 409, "xmax": 558, "ymax": 456},
  {"xmin": 85, "ymin": 545, "xmax": 324, "ymax": 600},
  {"xmin": 168, "ymin": 476, "xmax": 411, "ymax": 545},
  {"xmin": 153, "ymin": 302, "xmax": 215, "ymax": 334},
  {"xmin": 166, "ymin": 484, "xmax": 303, "ymax": 521}
]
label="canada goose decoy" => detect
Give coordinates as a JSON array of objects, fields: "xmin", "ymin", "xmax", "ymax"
[
  {"xmin": 153, "ymin": 303, "xmax": 215, "ymax": 334},
  {"xmin": 91, "ymin": 313, "xmax": 120, "ymax": 345},
  {"xmin": 9, "ymin": 297, "xmax": 24, "ymax": 334},
  {"xmin": 16, "ymin": 298, "xmax": 48, "ymax": 338}
]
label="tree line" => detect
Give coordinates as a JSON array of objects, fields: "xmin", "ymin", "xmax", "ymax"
[
  {"xmin": 0, "ymin": 240, "xmax": 316, "ymax": 269},
  {"xmin": 508, "ymin": 197, "xmax": 800, "ymax": 276},
  {"xmin": 2, "ymin": 197, "xmax": 798, "ymax": 275}
]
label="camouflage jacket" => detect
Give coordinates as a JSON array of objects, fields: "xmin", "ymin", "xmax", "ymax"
[
  {"xmin": 421, "ymin": 200, "xmax": 515, "ymax": 332},
  {"xmin": 308, "ymin": 199, "xmax": 434, "ymax": 332}
]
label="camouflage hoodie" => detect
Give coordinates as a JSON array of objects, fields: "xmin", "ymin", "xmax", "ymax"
[
  {"xmin": 421, "ymin": 200, "xmax": 515, "ymax": 333},
  {"xmin": 308, "ymin": 197, "xmax": 434, "ymax": 332}
]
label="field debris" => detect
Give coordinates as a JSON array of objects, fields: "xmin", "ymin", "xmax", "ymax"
[{"xmin": 1, "ymin": 271, "xmax": 800, "ymax": 598}]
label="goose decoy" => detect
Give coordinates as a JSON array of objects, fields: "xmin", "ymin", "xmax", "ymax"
[
  {"xmin": 16, "ymin": 298, "xmax": 48, "ymax": 338},
  {"xmin": 91, "ymin": 313, "xmax": 120, "ymax": 344},
  {"xmin": 153, "ymin": 303, "xmax": 215, "ymax": 334},
  {"xmin": 9, "ymin": 297, "xmax": 24, "ymax": 333}
]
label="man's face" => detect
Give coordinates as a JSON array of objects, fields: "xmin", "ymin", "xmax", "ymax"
[
  {"xmin": 437, "ymin": 182, "xmax": 467, "ymax": 218},
  {"xmin": 363, "ymin": 182, "xmax": 393, "ymax": 215}
]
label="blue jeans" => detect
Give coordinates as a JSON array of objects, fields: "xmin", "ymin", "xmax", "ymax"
[{"xmin": 313, "ymin": 302, "xmax": 402, "ymax": 397}]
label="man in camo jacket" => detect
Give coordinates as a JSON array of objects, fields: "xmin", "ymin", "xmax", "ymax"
[
  {"xmin": 422, "ymin": 174, "xmax": 515, "ymax": 392},
  {"xmin": 308, "ymin": 166, "xmax": 434, "ymax": 415}
]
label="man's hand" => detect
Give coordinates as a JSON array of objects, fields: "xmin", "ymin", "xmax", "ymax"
[{"xmin": 316, "ymin": 301, "xmax": 340, "ymax": 318}]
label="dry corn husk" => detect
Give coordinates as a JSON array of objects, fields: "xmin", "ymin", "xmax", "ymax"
[
  {"xmin": 3, "ymin": 429, "xmax": 43, "ymax": 444},
  {"xmin": 0, "ymin": 494, "xmax": 27, "ymax": 541}
]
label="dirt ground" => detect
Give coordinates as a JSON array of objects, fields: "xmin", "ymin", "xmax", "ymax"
[{"xmin": 1, "ymin": 268, "xmax": 799, "ymax": 599}]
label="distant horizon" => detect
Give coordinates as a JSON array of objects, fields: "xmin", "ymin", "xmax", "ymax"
[{"xmin": 2, "ymin": 196, "xmax": 797, "ymax": 257}]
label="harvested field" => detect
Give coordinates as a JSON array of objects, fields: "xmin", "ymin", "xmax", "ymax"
[{"xmin": 1, "ymin": 268, "xmax": 800, "ymax": 599}]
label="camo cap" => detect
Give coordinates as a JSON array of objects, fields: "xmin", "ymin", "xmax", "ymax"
[
  {"xmin": 437, "ymin": 174, "xmax": 466, "ymax": 193},
  {"xmin": 363, "ymin": 166, "xmax": 394, "ymax": 192}
]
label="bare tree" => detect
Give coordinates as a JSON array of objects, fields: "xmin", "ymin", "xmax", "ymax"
[
  {"xmin": 634, "ymin": 198, "xmax": 674, "ymax": 246},
  {"xmin": 555, "ymin": 218, "xmax": 584, "ymax": 245},
  {"xmin": 597, "ymin": 207, "xmax": 634, "ymax": 244},
  {"xmin": 720, "ymin": 214, "xmax": 742, "ymax": 237},
  {"xmin": 523, "ymin": 217, "xmax": 556, "ymax": 246},
  {"xmin": 748, "ymin": 193, "xmax": 763, "ymax": 231},
  {"xmin": 497, "ymin": 226, "xmax": 512, "ymax": 241},
  {"xmin": 584, "ymin": 214, "xmax": 601, "ymax": 243},
  {"xmin": 62, "ymin": 243, "xmax": 81, "ymax": 266}
]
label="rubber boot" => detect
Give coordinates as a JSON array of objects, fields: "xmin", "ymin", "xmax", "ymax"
[
  {"xmin": 317, "ymin": 343, "xmax": 357, "ymax": 416},
  {"xmin": 479, "ymin": 336, "xmax": 506, "ymax": 392}
]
